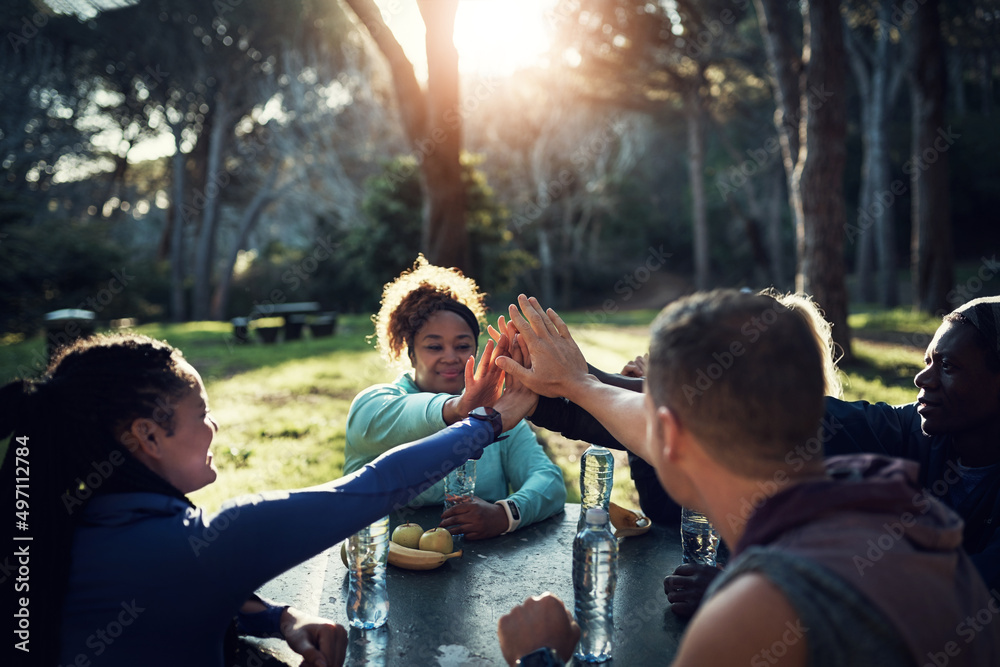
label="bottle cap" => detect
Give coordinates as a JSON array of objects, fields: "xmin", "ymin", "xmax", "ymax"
[{"xmin": 585, "ymin": 507, "xmax": 609, "ymax": 525}]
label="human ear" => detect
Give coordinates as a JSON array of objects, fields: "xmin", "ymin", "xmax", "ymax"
[
  {"xmin": 657, "ymin": 406, "xmax": 683, "ymax": 463},
  {"xmin": 127, "ymin": 417, "xmax": 163, "ymax": 460}
]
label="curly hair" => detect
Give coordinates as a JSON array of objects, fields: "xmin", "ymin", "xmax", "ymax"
[
  {"xmin": 0, "ymin": 333, "xmax": 199, "ymax": 665},
  {"xmin": 372, "ymin": 255, "xmax": 488, "ymax": 367}
]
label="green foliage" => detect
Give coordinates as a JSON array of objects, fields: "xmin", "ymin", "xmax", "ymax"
[
  {"xmin": 0, "ymin": 218, "xmax": 168, "ymax": 335},
  {"xmin": 313, "ymin": 153, "xmax": 534, "ymax": 313}
]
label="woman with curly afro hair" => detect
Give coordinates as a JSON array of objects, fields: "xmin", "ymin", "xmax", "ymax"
[{"xmin": 345, "ymin": 256, "xmax": 565, "ymax": 540}]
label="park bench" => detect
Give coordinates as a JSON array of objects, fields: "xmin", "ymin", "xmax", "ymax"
[
  {"xmin": 44, "ymin": 309, "xmax": 96, "ymax": 359},
  {"xmin": 231, "ymin": 302, "xmax": 337, "ymax": 344}
]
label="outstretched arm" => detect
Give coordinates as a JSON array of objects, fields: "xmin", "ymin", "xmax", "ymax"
[{"xmin": 496, "ymin": 295, "xmax": 649, "ymax": 456}]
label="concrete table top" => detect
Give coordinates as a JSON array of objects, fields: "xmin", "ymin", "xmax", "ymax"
[{"xmin": 243, "ymin": 503, "xmax": 688, "ymax": 666}]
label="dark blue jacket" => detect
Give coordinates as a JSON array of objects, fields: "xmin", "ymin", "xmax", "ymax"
[{"xmin": 824, "ymin": 398, "xmax": 1000, "ymax": 591}]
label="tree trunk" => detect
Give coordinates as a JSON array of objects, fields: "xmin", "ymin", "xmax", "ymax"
[
  {"xmin": 910, "ymin": 0, "xmax": 954, "ymax": 314},
  {"xmin": 948, "ymin": 48, "xmax": 966, "ymax": 118},
  {"xmin": 980, "ymin": 50, "xmax": 994, "ymax": 117},
  {"xmin": 170, "ymin": 124, "xmax": 186, "ymax": 323},
  {"xmin": 845, "ymin": 1, "xmax": 904, "ymax": 308},
  {"xmin": 765, "ymin": 170, "xmax": 785, "ymax": 287},
  {"xmin": 343, "ymin": 0, "xmax": 467, "ymax": 272},
  {"xmin": 796, "ymin": 0, "xmax": 851, "ymax": 358},
  {"xmin": 210, "ymin": 164, "xmax": 281, "ymax": 321},
  {"xmin": 191, "ymin": 94, "xmax": 229, "ymax": 321},
  {"xmin": 685, "ymin": 79, "xmax": 710, "ymax": 291},
  {"xmin": 756, "ymin": 0, "xmax": 852, "ymax": 358},
  {"xmin": 417, "ymin": 0, "xmax": 467, "ymax": 270},
  {"xmin": 537, "ymin": 226, "xmax": 555, "ymax": 307}
]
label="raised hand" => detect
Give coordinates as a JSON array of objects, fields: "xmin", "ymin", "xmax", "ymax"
[
  {"xmin": 495, "ymin": 295, "xmax": 590, "ymax": 400},
  {"xmin": 443, "ymin": 336, "xmax": 509, "ymax": 425},
  {"xmin": 494, "ymin": 332, "xmax": 539, "ymax": 425}
]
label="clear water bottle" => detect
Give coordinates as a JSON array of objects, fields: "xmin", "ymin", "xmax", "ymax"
[
  {"xmin": 579, "ymin": 444, "xmax": 614, "ymax": 530},
  {"xmin": 573, "ymin": 507, "xmax": 618, "ymax": 663},
  {"xmin": 444, "ymin": 459, "xmax": 476, "ymax": 544},
  {"xmin": 444, "ymin": 459, "xmax": 476, "ymax": 509},
  {"xmin": 680, "ymin": 507, "xmax": 720, "ymax": 566},
  {"xmin": 346, "ymin": 515, "xmax": 389, "ymax": 629}
]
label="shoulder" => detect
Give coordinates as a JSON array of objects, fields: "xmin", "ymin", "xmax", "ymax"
[
  {"xmin": 349, "ymin": 375, "xmax": 415, "ymax": 411},
  {"xmin": 673, "ymin": 572, "xmax": 808, "ymax": 667}
]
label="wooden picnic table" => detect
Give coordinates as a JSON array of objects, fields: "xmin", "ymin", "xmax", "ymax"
[{"xmin": 242, "ymin": 503, "xmax": 688, "ymax": 665}]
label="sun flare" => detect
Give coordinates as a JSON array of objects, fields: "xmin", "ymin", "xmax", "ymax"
[{"xmin": 377, "ymin": 0, "xmax": 555, "ymax": 78}]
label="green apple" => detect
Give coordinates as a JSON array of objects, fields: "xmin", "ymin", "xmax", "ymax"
[
  {"xmin": 391, "ymin": 522, "xmax": 424, "ymax": 549},
  {"xmin": 418, "ymin": 527, "xmax": 454, "ymax": 554}
]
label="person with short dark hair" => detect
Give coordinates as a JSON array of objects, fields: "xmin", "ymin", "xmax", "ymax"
[{"xmin": 495, "ymin": 291, "xmax": 1000, "ymax": 667}]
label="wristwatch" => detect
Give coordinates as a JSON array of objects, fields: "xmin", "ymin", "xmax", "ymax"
[
  {"xmin": 496, "ymin": 498, "xmax": 522, "ymax": 534},
  {"xmin": 516, "ymin": 647, "xmax": 564, "ymax": 666},
  {"xmin": 468, "ymin": 406, "xmax": 503, "ymax": 441}
]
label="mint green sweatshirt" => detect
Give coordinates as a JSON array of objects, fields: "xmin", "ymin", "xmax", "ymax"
[{"xmin": 345, "ymin": 373, "xmax": 566, "ymax": 529}]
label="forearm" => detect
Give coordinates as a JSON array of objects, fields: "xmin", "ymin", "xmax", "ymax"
[
  {"xmin": 201, "ymin": 419, "xmax": 498, "ymax": 599},
  {"xmin": 560, "ymin": 377, "xmax": 648, "ymax": 456},
  {"xmin": 529, "ymin": 396, "xmax": 627, "ymax": 451}
]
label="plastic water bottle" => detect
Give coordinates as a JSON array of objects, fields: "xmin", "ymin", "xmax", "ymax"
[
  {"xmin": 444, "ymin": 459, "xmax": 476, "ymax": 509},
  {"xmin": 579, "ymin": 444, "xmax": 614, "ymax": 530},
  {"xmin": 573, "ymin": 507, "xmax": 618, "ymax": 663},
  {"xmin": 346, "ymin": 515, "xmax": 389, "ymax": 629},
  {"xmin": 680, "ymin": 507, "xmax": 720, "ymax": 566}
]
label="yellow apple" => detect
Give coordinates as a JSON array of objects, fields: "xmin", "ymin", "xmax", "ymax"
[
  {"xmin": 391, "ymin": 522, "xmax": 424, "ymax": 549},
  {"xmin": 418, "ymin": 527, "xmax": 454, "ymax": 554}
]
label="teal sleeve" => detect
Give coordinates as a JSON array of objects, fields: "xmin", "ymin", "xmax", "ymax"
[
  {"xmin": 498, "ymin": 420, "xmax": 567, "ymax": 529},
  {"xmin": 345, "ymin": 383, "xmax": 451, "ymax": 475}
]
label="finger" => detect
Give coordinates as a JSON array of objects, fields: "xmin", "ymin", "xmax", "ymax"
[
  {"xmin": 475, "ymin": 339, "xmax": 496, "ymax": 380},
  {"xmin": 486, "ymin": 324, "xmax": 502, "ymax": 343},
  {"xmin": 543, "ymin": 304, "xmax": 573, "ymax": 339},
  {"xmin": 507, "ymin": 301, "xmax": 536, "ymax": 343},
  {"xmin": 521, "ymin": 295, "xmax": 560, "ymax": 338},
  {"xmin": 464, "ymin": 354, "xmax": 476, "ymax": 388},
  {"xmin": 321, "ymin": 625, "xmax": 348, "ymax": 667},
  {"xmin": 516, "ymin": 335, "xmax": 531, "ymax": 369},
  {"xmin": 496, "ymin": 315, "xmax": 509, "ymax": 338}
]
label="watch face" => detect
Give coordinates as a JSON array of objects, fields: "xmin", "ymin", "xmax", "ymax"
[{"xmin": 508, "ymin": 500, "xmax": 520, "ymax": 520}]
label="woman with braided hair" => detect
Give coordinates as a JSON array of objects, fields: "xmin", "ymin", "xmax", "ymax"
[{"xmin": 0, "ymin": 332, "xmax": 513, "ymax": 666}]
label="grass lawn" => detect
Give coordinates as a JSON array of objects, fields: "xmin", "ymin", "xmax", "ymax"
[{"xmin": 0, "ymin": 307, "xmax": 931, "ymax": 517}]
